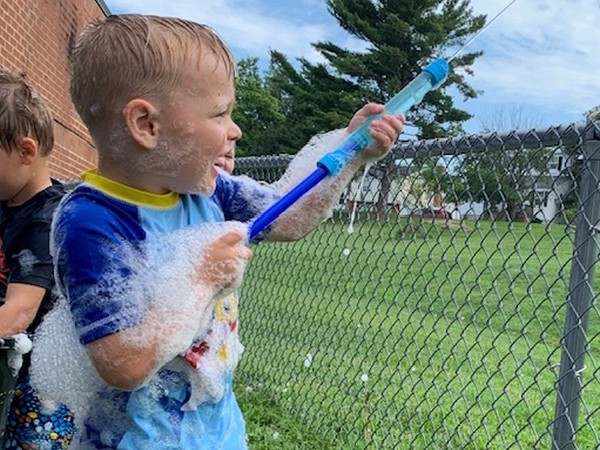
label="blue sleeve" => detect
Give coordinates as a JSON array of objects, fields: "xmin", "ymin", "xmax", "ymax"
[
  {"xmin": 53, "ymin": 188, "xmax": 147, "ymax": 345},
  {"xmin": 212, "ymin": 173, "xmax": 281, "ymax": 224}
]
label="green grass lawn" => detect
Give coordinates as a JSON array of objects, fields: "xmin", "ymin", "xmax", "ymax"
[{"xmin": 235, "ymin": 218, "xmax": 599, "ymax": 449}]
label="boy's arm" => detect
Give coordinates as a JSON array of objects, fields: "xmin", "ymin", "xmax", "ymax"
[
  {"xmin": 59, "ymin": 220, "xmax": 251, "ymax": 391},
  {"xmin": 0, "ymin": 216, "xmax": 57, "ymax": 336},
  {"xmin": 0, "ymin": 283, "xmax": 45, "ymax": 336},
  {"xmin": 267, "ymin": 104, "xmax": 404, "ymax": 241}
]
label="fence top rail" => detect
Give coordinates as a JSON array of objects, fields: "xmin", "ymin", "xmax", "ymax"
[
  {"xmin": 235, "ymin": 121, "xmax": 599, "ymax": 168},
  {"xmin": 393, "ymin": 122, "xmax": 593, "ymax": 159}
]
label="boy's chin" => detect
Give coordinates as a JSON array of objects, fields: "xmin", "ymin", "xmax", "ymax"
[
  {"xmin": 192, "ymin": 179, "xmax": 217, "ymax": 196},
  {"xmin": 174, "ymin": 172, "xmax": 217, "ymax": 195}
]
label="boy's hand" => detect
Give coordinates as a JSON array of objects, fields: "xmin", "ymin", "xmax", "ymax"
[
  {"xmin": 196, "ymin": 230, "xmax": 252, "ymax": 292},
  {"xmin": 347, "ymin": 103, "xmax": 405, "ymax": 160}
]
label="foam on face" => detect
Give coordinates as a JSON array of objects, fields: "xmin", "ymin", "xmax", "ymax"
[{"xmin": 104, "ymin": 118, "xmax": 211, "ymax": 195}]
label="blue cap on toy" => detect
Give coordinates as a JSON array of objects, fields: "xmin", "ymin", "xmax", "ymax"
[{"xmin": 423, "ymin": 58, "xmax": 450, "ymax": 89}]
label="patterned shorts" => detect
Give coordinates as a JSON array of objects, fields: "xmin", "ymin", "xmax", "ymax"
[{"xmin": 1, "ymin": 375, "xmax": 75, "ymax": 450}]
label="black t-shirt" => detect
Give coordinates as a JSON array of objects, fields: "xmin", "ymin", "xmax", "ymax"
[{"xmin": 0, "ymin": 182, "xmax": 65, "ymax": 336}]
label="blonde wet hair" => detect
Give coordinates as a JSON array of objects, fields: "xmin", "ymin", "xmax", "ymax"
[{"xmin": 70, "ymin": 14, "xmax": 235, "ymax": 138}]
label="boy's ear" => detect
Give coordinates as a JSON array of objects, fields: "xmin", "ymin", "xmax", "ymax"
[
  {"xmin": 16, "ymin": 137, "xmax": 39, "ymax": 165},
  {"xmin": 123, "ymin": 99, "xmax": 160, "ymax": 150}
]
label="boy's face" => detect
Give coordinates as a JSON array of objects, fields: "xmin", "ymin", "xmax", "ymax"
[{"xmin": 156, "ymin": 56, "xmax": 241, "ymax": 195}]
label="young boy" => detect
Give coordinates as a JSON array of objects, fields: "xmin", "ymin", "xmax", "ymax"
[
  {"xmin": 32, "ymin": 14, "xmax": 404, "ymax": 449},
  {"xmin": 0, "ymin": 69, "xmax": 74, "ymax": 449}
]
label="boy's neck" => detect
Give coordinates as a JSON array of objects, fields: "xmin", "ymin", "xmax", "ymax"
[
  {"xmin": 98, "ymin": 164, "xmax": 170, "ymax": 195},
  {"xmin": 7, "ymin": 166, "xmax": 53, "ymax": 207}
]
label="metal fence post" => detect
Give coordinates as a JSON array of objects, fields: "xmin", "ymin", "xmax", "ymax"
[{"xmin": 552, "ymin": 120, "xmax": 600, "ymax": 449}]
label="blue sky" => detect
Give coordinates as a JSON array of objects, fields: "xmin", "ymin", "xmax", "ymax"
[{"xmin": 104, "ymin": 0, "xmax": 599, "ymax": 134}]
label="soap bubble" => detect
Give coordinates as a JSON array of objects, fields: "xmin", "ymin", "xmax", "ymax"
[{"xmin": 303, "ymin": 353, "xmax": 313, "ymax": 368}]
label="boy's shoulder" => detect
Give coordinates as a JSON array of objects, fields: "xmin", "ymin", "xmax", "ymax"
[
  {"xmin": 56, "ymin": 183, "xmax": 143, "ymax": 234},
  {"xmin": 32, "ymin": 182, "xmax": 65, "ymax": 217},
  {"xmin": 1, "ymin": 182, "xmax": 64, "ymax": 225},
  {"xmin": 212, "ymin": 172, "xmax": 280, "ymax": 224}
]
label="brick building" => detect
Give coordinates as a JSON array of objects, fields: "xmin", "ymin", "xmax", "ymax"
[{"xmin": 0, "ymin": 0, "xmax": 110, "ymax": 181}]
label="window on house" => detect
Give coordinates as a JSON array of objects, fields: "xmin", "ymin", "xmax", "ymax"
[
  {"xmin": 362, "ymin": 178, "xmax": 371, "ymax": 192},
  {"xmin": 548, "ymin": 151, "xmax": 566, "ymax": 173},
  {"xmin": 535, "ymin": 189, "xmax": 550, "ymax": 207}
]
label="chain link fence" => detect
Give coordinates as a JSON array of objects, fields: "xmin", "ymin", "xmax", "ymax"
[{"xmin": 235, "ymin": 120, "xmax": 600, "ymax": 449}]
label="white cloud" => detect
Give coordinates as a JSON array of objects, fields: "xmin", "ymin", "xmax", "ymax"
[
  {"xmin": 465, "ymin": 0, "xmax": 600, "ymax": 119},
  {"xmin": 104, "ymin": 0, "xmax": 361, "ymax": 65},
  {"xmin": 104, "ymin": 0, "xmax": 598, "ymax": 127}
]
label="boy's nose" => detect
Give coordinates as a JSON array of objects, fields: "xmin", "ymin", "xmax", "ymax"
[{"xmin": 230, "ymin": 121, "xmax": 242, "ymax": 141}]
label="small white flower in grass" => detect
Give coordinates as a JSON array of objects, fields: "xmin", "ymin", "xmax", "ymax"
[
  {"xmin": 342, "ymin": 248, "xmax": 351, "ymax": 256},
  {"xmin": 361, "ymin": 373, "xmax": 369, "ymax": 383},
  {"xmin": 273, "ymin": 432, "xmax": 280, "ymax": 440},
  {"xmin": 303, "ymin": 353, "xmax": 313, "ymax": 368}
]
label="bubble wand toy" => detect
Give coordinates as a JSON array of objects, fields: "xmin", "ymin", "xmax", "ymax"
[{"xmin": 247, "ymin": 0, "xmax": 517, "ymax": 240}]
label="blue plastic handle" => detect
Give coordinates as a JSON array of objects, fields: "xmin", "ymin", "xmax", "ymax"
[{"xmin": 248, "ymin": 58, "xmax": 450, "ymax": 240}]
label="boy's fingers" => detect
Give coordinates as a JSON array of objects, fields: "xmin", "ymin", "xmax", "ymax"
[
  {"xmin": 214, "ymin": 230, "xmax": 252, "ymax": 260},
  {"xmin": 239, "ymin": 246, "xmax": 253, "ymax": 260},
  {"xmin": 217, "ymin": 230, "xmax": 245, "ymax": 246}
]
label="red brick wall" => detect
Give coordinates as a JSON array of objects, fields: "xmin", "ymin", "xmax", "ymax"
[{"xmin": 0, "ymin": 0, "xmax": 107, "ymax": 181}]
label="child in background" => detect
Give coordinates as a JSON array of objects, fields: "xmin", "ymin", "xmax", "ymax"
[
  {"xmin": 215, "ymin": 148, "xmax": 235, "ymax": 175},
  {"xmin": 32, "ymin": 14, "xmax": 404, "ymax": 449},
  {"xmin": 0, "ymin": 69, "xmax": 74, "ymax": 449}
]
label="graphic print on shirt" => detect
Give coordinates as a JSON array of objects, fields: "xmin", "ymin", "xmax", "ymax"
[{"xmin": 180, "ymin": 292, "xmax": 243, "ymax": 410}]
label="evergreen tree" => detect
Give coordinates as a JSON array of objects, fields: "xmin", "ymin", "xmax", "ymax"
[
  {"xmin": 320, "ymin": 0, "xmax": 486, "ymax": 139},
  {"xmin": 235, "ymin": 1, "xmax": 486, "ymax": 156},
  {"xmin": 262, "ymin": 50, "xmax": 365, "ymax": 154}
]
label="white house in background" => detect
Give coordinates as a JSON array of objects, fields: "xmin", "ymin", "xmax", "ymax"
[
  {"xmin": 529, "ymin": 149, "xmax": 573, "ymax": 222},
  {"xmin": 342, "ymin": 164, "xmax": 433, "ymax": 215},
  {"xmin": 341, "ymin": 147, "xmax": 573, "ymax": 223}
]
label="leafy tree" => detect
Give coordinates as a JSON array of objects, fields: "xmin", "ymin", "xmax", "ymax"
[
  {"xmin": 233, "ymin": 58, "xmax": 285, "ymax": 157},
  {"xmin": 235, "ymin": 0, "xmax": 486, "ymax": 158},
  {"xmin": 478, "ymin": 105, "xmax": 545, "ymax": 133},
  {"xmin": 453, "ymin": 141, "xmax": 553, "ymax": 221},
  {"xmin": 308, "ymin": 0, "xmax": 487, "ymax": 215},
  {"xmin": 320, "ymin": 0, "xmax": 486, "ymax": 139},
  {"xmin": 584, "ymin": 105, "xmax": 600, "ymax": 120},
  {"xmin": 261, "ymin": 50, "xmax": 366, "ymax": 154}
]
